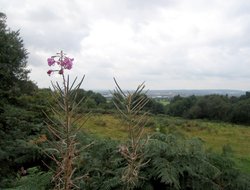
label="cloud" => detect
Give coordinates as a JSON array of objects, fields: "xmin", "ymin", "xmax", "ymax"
[
  {"xmin": 2, "ymin": 0, "xmax": 250, "ymax": 90},
  {"xmin": 3, "ymin": 0, "xmax": 89, "ymax": 53}
]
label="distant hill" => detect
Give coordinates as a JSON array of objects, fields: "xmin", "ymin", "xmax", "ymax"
[
  {"xmin": 95, "ymin": 89, "xmax": 245, "ymax": 99},
  {"xmin": 146, "ymin": 89, "xmax": 245, "ymax": 98}
]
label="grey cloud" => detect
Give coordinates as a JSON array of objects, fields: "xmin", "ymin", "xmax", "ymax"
[
  {"xmin": 23, "ymin": 27, "xmax": 89, "ymax": 53},
  {"xmin": 20, "ymin": 11, "xmax": 89, "ymax": 53},
  {"xmin": 2, "ymin": 0, "xmax": 250, "ymax": 90},
  {"xmin": 28, "ymin": 53, "xmax": 44, "ymax": 67},
  {"xmin": 7, "ymin": 1, "xmax": 90, "ymax": 53},
  {"xmin": 26, "ymin": 7, "xmax": 60, "ymax": 23},
  {"xmin": 225, "ymin": 0, "xmax": 250, "ymax": 18},
  {"xmin": 126, "ymin": 0, "xmax": 175, "ymax": 9}
]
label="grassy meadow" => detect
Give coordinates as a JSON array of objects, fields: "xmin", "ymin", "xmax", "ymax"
[
  {"xmin": 82, "ymin": 114, "xmax": 154, "ymax": 140},
  {"xmin": 160, "ymin": 116, "xmax": 250, "ymax": 173},
  {"xmin": 81, "ymin": 114, "xmax": 250, "ymax": 173}
]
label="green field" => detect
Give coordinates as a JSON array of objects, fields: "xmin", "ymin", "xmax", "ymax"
[
  {"xmin": 156, "ymin": 116, "xmax": 250, "ymax": 173},
  {"xmin": 81, "ymin": 114, "xmax": 250, "ymax": 173},
  {"xmin": 82, "ymin": 114, "xmax": 154, "ymax": 140}
]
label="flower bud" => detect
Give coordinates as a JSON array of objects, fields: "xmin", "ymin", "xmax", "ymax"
[
  {"xmin": 59, "ymin": 69, "xmax": 64, "ymax": 75},
  {"xmin": 47, "ymin": 70, "xmax": 53, "ymax": 76}
]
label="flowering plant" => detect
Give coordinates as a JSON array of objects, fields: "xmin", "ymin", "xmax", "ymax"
[
  {"xmin": 47, "ymin": 51, "xmax": 74, "ymax": 76},
  {"xmin": 45, "ymin": 51, "xmax": 149, "ymax": 189},
  {"xmin": 45, "ymin": 51, "xmax": 87, "ymax": 190}
]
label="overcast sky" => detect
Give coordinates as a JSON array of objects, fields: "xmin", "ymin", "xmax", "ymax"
[{"xmin": 2, "ymin": 0, "xmax": 250, "ymax": 90}]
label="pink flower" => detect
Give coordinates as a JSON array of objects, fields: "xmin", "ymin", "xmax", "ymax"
[
  {"xmin": 46, "ymin": 52, "xmax": 74, "ymax": 76},
  {"xmin": 47, "ymin": 58, "xmax": 55, "ymax": 66},
  {"xmin": 47, "ymin": 70, "xmax": 53, "ymax": 76},
  {"xmin": 63, "ymin": 57, "xmax": 73, "ymax": 70}
]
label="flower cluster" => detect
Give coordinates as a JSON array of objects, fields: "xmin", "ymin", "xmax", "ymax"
[{"xmin": 47, "ymin": 51, "xmax": 74, "ymax": 76}]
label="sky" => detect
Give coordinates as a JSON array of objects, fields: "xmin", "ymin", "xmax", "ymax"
[{"xmin": 1, "ymin": 0, "xmax": 250, "ymax": 90}]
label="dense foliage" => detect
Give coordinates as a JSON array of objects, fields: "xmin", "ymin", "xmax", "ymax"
[
  {"xmin": 167, "ymin": 93, "xmax": 250, "ymax": 125},
  {"xmin": 0, "ymin": 13, "xmax": 51, "ymax": 187},
  {"xmin": 11, "ymin": 132, "xmax": 250, "ymax": 189}
]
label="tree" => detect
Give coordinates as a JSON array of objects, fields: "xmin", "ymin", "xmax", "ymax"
[
  {"xmin": 0, "ymin": 13, "xmax": 43, "ymax": 187},
  {"xmin": 167, "ymin": 95, "xmax": 196, "ymax": 117},
  {"xmin": 186, "ymin": 95, "xmax": 231, "ymax": 120},
  {"xmin": 230, "ymin": 99, "xmax": 250, "ymax": 124},
  {"xmin": 0, "ymin": 13, "xmax": 30, "ymax": 102},
  {"xmin": 144, "ymin": 97, "xmax": 165, "ymax": 114}
]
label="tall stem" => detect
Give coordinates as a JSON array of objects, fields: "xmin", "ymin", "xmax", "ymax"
[
  {"xmin": 46, "ymin": 51, "xmax": 85, "ymax": 190},
  {"xmin": 61, "ymin": 51, "xmax": 71, "ymax": 190}
]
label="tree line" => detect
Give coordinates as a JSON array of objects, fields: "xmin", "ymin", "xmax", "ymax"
[
  {"xmin": 166, "ymin": 93, "xmax": 250, "ymax": 124},
  {"xmin": 70, "ymin": 89, "xmax": 250, "ymax": 126}
]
